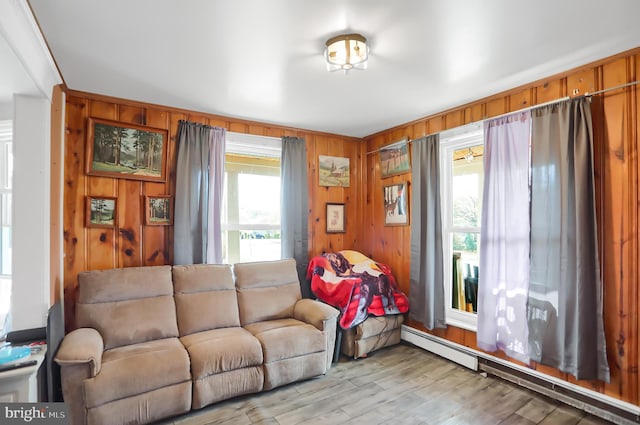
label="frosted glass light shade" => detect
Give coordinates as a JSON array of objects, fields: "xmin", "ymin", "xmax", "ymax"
[{"xmin": 325, "ymin": 33, "xmax": 368, "ymax": 72}]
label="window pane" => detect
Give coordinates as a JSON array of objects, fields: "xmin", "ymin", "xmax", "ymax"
[
  {"xmin": 239, "ymin": 230, "xmax": 280, "ymax": 263},
  {"xmin": 452, "ymin": 145, "xmax": 483, "ymax": 227},
  {"xmin": 2, "ymin": 193, "xmax": 11, "ymax": 226},
  {"xmin": 5, "ymin": 143, "xmax": 12, "ymax": 190},
  {"xmin": 0, "ymin": 123, "xmax": 11, "ymax": 334},
  {"xmin": 223, "ymin": 153, "xmax": 281, "ymax": 264},
  {"xmin": 451, "ymin": 232, "xmax": 480, "ymax": 313},
  {"xmin": 223, "ymin": 230, "xmax": 281, "ymax": 264},
  {"xmin": 0, "ymin": 275, "xmax": 10, "ymax": 337},
  {"xmin": 238, "ymin": 174, "xmax": 280, "ymax": 224},
  {"xmin": 0, "ymin": 194, "xmax": 9, "ymax": 276},
  {"xmin": 0, "ymin": 227, "xmax": 10, "ymax": 275}
]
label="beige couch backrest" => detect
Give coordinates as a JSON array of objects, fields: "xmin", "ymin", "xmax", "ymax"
[
  {"xmin": 172, "ymin": 264, "xmax": 240, "ymax": 336},
  {"xmin": 76, "ymin": 265, "xmax": 178, "ymax": 350},
  {"xmin": 234, "ymin": 259, "xmax": 302, "ymax": 326}
]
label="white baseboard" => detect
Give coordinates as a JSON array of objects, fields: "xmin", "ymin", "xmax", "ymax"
[{"xmin": 401, "ymin": 325, "xmax": 478, "ymax": 371}]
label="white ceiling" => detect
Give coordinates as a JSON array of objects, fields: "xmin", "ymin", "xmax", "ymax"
[{"xmin": 27, "ymin": 0, "xmax": 640, "ymax": 138}]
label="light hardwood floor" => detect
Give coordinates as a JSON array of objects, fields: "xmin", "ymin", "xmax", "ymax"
[{"xmin": 162, "ymin": 343, "xmax": 615, "ymax": 425}]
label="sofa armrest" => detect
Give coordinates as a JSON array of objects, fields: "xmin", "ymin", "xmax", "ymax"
[
  {"xmin": 55, "ymin": 328, "xmax": 104, "ymax": 376},
  {"xmin": 294, "ymin": 299, "xmax": 340, "ymax": 370},
  {"xmin": 293, "ymin": 299, "xmax": 339, "ymax": 331},
  {"xmin": 55, "ymin": 328, "xmax": 104, "ymax": 425}
]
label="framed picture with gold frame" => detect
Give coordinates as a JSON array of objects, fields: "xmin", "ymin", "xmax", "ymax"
[
  {"xmin": 145, "ymin": 195, "xmax": 173, "ymax": 226},
  {"xmin": 85, "ymin": 196, "xmax": 117, "ymax": 228},
  {"xmin": 86, "ymin": 117, "xmax": 168, "ymax": 182}
]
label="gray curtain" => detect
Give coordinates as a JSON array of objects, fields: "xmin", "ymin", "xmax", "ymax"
[
  {"xmin": 409, "ymin": 134, "xmax": 446, "ymax": 329},
  {"xmin": 174, "ymin": 121, "xmax": 226, "ymax": 265},
  {"xmin": 280, "ymin": 136, "xmax": 309, "ymax": 296},
  {"xmin": 529, "ymin": 98, "xmax": 610, "ymax": 382}
]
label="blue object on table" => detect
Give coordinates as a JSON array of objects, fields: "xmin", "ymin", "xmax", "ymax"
[{"xmin": 0, "ymin": 345, "xmax": 31, "ymax": 365}]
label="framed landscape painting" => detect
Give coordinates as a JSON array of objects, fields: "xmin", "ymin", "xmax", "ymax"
[
  {"xmin": 145, "ymin": 195, "xmax": 173, "ymax": 226},
  {"xmin": 319, "ymin": 155, "xmax": 350, "ymax": 187},
  {"xmin": 86, "ymin": 117, "xmax": 168, "ymax": 182},
  {"xmin": 86, "ymin": 196, "xmax": 117, "ymax": 228}
]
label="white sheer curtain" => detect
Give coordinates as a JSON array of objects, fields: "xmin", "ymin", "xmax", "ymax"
[
  {"xmin": 477, "ymin": 111, "xmax": 531, "ymax": 363},
  {"xmin": 205, "ymin": 127, "xmax": 226, "ymax": 264}
]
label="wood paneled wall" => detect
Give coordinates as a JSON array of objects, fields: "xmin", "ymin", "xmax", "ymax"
[
  {"xmin": 62, "ymin": 90, "xmax": 363, "ymax": 329},
  {"xmin": 62, "ymin": 47, "xmax": 639, "ymax": 405},
  {"xmin": 363, "ymin": 48, "xmax": 640, "ymax": 404}
]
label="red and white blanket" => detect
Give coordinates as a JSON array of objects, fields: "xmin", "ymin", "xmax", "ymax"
[{"xmin": 307, "ymin": 250, "xmax": 409, "ymax": 329}]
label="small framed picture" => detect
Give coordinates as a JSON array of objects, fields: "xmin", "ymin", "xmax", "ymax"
[
  {"xmin": 380, "ymin": 139, "xmax": 411, "ymax": 178},
  {"xmin": 145, "ymin": 195, "xmax": 173, "ymax": 226},
  {"xmin": 86, "ymin": 196, "xmax": 117, "ymax": 228},
  {"xmin": 383, "ymin": 182, "xmax": 409, "ymax": 226},
  {"xmin": 319, "ymin": 155, "xmax": 350, "ymax": 187},
  {"xmin": 326, "ymin": 203, "xmax": 345, "ymax": 233}
]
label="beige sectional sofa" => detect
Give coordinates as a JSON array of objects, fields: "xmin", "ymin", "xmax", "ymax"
[{"xmin": 55, "ymin": 259, "xmax": 339, "ymax": 425}]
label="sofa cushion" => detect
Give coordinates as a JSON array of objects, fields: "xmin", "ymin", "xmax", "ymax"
[
  {"xmin": 261, "ymin": 352, "xmax": 327, "ymax": 391},
  {"xmin": 172, "ymin": 264, "xmax": 240, "ymax": 336},
  {"xmin": 87, "ymin": 383, "xmax": 191, "ymax": 425},
  {"xmin": 244, "ymin": 319, "xmax": 325, "ymax": 363},
  {"xmin": 83, "ymin": 338, "xmax": 190, "ymax": 409},
  {"xmin": 191, "ymin": 366, "xmax": 263, "ymax": 410},
  {"xmin": 180, "ymin": 328, "xmax": 263, "ymax": 379},
  {"xmin": 76, "ymin": 266, "xmax": 179, "ymax": 350},
  {"xmin": 234, "ymin": 259, "xmax": 302, "ymax": 325}
]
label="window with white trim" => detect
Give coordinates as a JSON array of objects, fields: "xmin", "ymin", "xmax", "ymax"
[
  {"xmin": 0, "ymin": 120, "xmax": 12, "ymax": 336},
  {"xmin": 222, "ymin": 133, "xmax": 281, "ymax": 264},
  {"xmin": 440, "ymin": 123, "xmax": 483, "ymax": 331}
]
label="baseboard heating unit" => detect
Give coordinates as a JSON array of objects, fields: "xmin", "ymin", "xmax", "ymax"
[{"xmin": 401, "ymin": 325, "xmax": 640, "ymax": 425}]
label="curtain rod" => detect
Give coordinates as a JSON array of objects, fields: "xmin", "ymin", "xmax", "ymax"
[
  {"xmin": 584, "ymin": 80, "xmax": 639, "ymax": 97},
  {"xmin": 366, "ymin": 79, "xmax": 640, "ymax": 156},
  {"xmin": 481, "ymin": 96, "xmax": 571, "ymax": 123},
  {"xmin": 366, "ymin": 97, "xmax": 568, "ymax": 155}
]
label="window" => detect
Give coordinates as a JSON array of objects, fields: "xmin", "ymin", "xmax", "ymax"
[
  {"xmin": 222, "ymin": 133, "xmax": 281, "ymax": 264},
  {"xmin": 440, "ymin": 123, "xmax": 483, "ymax": 330},
  {"xmin": 0, "ymin": 120, "xmax": 12, "ymax": 336}
]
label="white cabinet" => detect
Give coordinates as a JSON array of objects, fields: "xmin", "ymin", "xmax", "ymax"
[{"xmin": 0, "ymin": 347, "xmax": 46, "ymax": 402}]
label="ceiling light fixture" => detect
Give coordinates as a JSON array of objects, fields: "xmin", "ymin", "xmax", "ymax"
[{"xmin": 325, "ymin": 33, "xmax": 368, "ymax": 73}]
